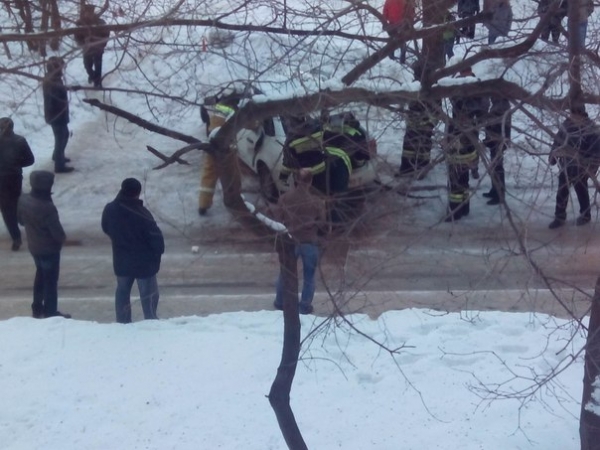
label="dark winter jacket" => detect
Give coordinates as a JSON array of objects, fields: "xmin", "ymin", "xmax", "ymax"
[
  {"xmin": 17, "ymin": 171, "xmax": 65, "ymax": 256},
  {"xmin": 101, "ymin": 193, "xmax": 165, "ymax": 278},
  {"xmin": 484, "ymin": 0, "xmax": 513, "ymax": 36},
  {"xmin": 74, "ymin": 16, "xmax": 109, "ymax": 54},
  {"xmin": 42, "ymin": 76, "xmax": 69, "ymax": 126},
  {"xmin": 551, "ymin": 115, "xmax": 600, "ymax": 167},
  {"xmin": 458, "ymin": 0, "xmax": 480, "ymax": 16},
  {"xmin": 484, "ymin": 96, "xmax": 512, "ymax": 148},
  {"xmin": 0, "ymin": 118, "xmax": 35, "ymax": 178}
]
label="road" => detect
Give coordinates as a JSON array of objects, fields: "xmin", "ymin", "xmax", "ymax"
[{"xmin": 1, "ymin": 209, "xmax": 597, "ymax": 322}]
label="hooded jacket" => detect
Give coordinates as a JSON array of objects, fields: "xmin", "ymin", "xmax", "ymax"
[
  {"xmin": 101, "ymin": 192, "xmax": 165, "ymax": 278},
  {"xmin": 17, "ymin": 171, "xmax": 66, "ymax": 256},
  {"xmin": 0, "ymin": 118, "xmax": 35, "ymax": 178},
  {"xmin": 42, "ymin": 73, "xmax": 69, "ymax": 126}
]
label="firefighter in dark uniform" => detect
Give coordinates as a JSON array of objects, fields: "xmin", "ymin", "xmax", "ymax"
[
  {"xmin": 482, "ymin": 95, "xmax": 511, "ymax": 205},
  {"xmin": 445, "ymin": 70, "xmax": 486, "ymax": 222},
  {"xmin": 281, "ymin": 116, "xmax": 353, "ymax": 221},
  {"xmin": 198, "ymin": 93, "xmax": 239, "ymax": 215},
  {"xmin": 398, "ymin": 100, "xmax": 439, "ymax": 176}
]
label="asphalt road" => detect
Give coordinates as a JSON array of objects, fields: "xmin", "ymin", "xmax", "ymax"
[{"xmin": 1, "ymin": 214, "xmax": 597, "ymax": 323}]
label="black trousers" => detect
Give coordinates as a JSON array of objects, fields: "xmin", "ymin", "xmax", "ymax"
[
  {"xmin": 83, "ymin": 51, "xmax": 104, "ymax": 86},
  {"xmin": 51, "ymin": 123, "xmax": 70, "ymax": 170},
  {"xmin": 32, "ymin": 252, "xmax": 61, "ymax": 317},
  {"xmin": 554, "ymin": 166, "xmax": 591, "ymax": 220},
  {"xmin": 487, "ymin": 143, "xmax": 506, "ymax": 200},
  {"xmin": 0, "ymin": 176, "xmax": 22, "ymax": 242}
]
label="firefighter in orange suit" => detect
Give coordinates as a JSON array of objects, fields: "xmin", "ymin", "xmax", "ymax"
[{"xmin": 198, "ymin": 95, "xmax": 239, "ymax": 216}]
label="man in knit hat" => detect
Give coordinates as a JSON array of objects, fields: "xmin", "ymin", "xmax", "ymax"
[
  {"xmin": 101, "ymin": 178, "xmax": 165, "ymax": 323},
  {"xmin": 0, "ymin": 117, "xmax": 35, "ymax": 251},
  {"xmin": 17, "ymin": 170, "xmax": 70, "ymax": 319}
]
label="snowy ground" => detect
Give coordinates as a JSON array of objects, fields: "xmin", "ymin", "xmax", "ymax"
[
  {"xmin": 1, "ymin": 0, "xmax": 598, "ymax": 448},
  {"xmin": 0, "ymin": 310, "xmax": 586, "ymax": 450}
]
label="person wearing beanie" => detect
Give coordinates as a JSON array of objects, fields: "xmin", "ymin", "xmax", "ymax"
[
  {"xmin": 17, "ymin": 170, "xmax": 70, "ymax": 319},
  {"xmin": 101, "ymin": 178, "xmax": 165, "ymax": 323},
  {"xmin": 0, "ymin": 117, "xmax": 35, "ymax": 251},
  {"xmin": 42, "ymin": 57, "xmax": 74, "ymax": 174}
]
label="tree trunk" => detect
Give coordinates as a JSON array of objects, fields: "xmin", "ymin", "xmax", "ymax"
[
  {"xmin": 13, "ymin": 0, "xmax": 37, "ymax": 51},
  {"xmin": 39, "ymin": 0, "xmax": 50, "ymax": 57},
  {"xmin": 268, "ymin": 233, "xmax": 308, "ymax": 450},
  {"xmin": 420, "ymin": 0, "xmax": 453, "ymax": 85},
  {"xmin": 49, "ymin": 0, "xmax": 61, "ymax": 50},
  {"xmin": 566, "ymin": 0, "xmax": 583, "ymax": 111},
  {"xmin": 580, "ymin": 276, "xmax": 600, "ymax": 450}
]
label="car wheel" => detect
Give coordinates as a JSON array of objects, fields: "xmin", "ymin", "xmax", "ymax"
[{"xmin": 257, "ymin": 163, "xmax": 279, "ymax": 203}]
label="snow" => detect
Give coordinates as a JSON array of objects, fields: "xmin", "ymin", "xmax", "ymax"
[
  {"xmin": 0, "ymin": 0, "xmax": 596, "ymax": 448},
  {"xmin": 0, "ymin": 310, "xmax": 586, "ymax": 449}
]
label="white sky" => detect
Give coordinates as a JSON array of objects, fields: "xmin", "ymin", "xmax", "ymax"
[{"xmin": 1, "ymin": 0, "xmax": 598, "ymax": 448}]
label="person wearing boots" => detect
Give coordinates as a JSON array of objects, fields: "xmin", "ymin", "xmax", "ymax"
[
  {"xmin": 482, "ymin": 95, "xmax": 511, "ymax": 205},
  {"xmin": 42, "ymin": 57, "xmax": 74, "ymax": 174},
  {"xmin": 17, "ymin": 171, "xmax": 71, "ymax": 319},
  {"xmin": 444, "ymin": 69, "xmax": 487, "ymax": 222},
  {"xmin": 102, "ymin": 178, "xmax": 165, "ymax": 323},
  {"xmin": 74, "ymin": 4, "xmax": 110, "ymax": 88},
  {"xmin": 548, "ymin": 107, "xmax": 600, "ymax": 229},
  {"xmin": 398, "ymin": 100, "xmax": 438, "ymax": 177},
  {"xmin": 198, "ymin": 91, "xmax": 240, "ymax": 216},
  {"xmin": 0, "ymin": 117, "xmax": 35, "ymax": 251}
]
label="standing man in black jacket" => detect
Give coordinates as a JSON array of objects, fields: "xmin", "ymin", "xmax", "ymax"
[
  {"xmin": 548, "ymin": 107, "xmax": 600, "ymax": 229},
  {"xmin": 74, "ymin": 4, "xmax": 110, "ymax": 88},
  {"xmin": 17, "ymin": 171, "xmax": 70, "ymax": 319},
  {"xmin": 0, "ymin": 117, "xmax": 34, "ymax": 251},
  {"xmin": 42, "ymin": 57, "xmax": 74, "ymax": 174},
  {"xmin": 102, "ymin": 178, "xmax": 165, "ymax": 323}
]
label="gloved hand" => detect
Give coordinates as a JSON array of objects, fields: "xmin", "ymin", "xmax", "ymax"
[{"xmin": 549, "ymin": 155, "xmax": 557, "ymax": 166}]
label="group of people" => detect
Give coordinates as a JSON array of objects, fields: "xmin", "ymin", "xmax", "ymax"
[
  {"xmin": 382, "ymin": 0, "xmax": 595, "ymax": 65},
  {"xmin": 0, "ymin": 131, "xmax": 165, "ymax": 322},
  {"xmin": 397, "ymin": 62, "xmax": 600, "ymax": 229}
]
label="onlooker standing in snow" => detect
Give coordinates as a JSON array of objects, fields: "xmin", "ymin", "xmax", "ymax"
[
  {"xmin": 443, "ymin": 11, "xmax": 457, "ymax": 61},
  {"xmin": 42, "ymin": 57, "xmax": 74, "ymax": 174},
  {"xmin": 382, "ymin": 0, "xmax": 415, "ymax": 63},
  {"xmin": 0, "ymin": 117, "xmax": 34, "ymax": 251},
  {"xmin": 457, "ymin": 0, "xmax": 480, "ymax": 40},
  {"xmin": 483, "ymin": 0, "xmax": 513, "ymax": 44},
  {"xmin": 102, "ymin": 178, "xmax": 164, "ymax": 323},
  {"xmin": 575, "ymin": 0, "xmax": 594, "ymax": 46},
  {"xmin": 17, "ymin": 171, "xmax": 71, "ymax": 319},
  {"xmin": 537, "ymin": 0, "xmax": 567, "ymax": 43},
  {"xmin": 272, "ymin": 169, "xmax": 326, "ymax": 315},
  {"xmin": 548, "ymin": 107, "xmax": 600, "ymax": 229},
  {"xmin": 74, "ymin": 4, "xmax": 110, "ymax": 88}
]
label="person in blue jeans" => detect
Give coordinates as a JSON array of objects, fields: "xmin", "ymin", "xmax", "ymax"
[
  {"xmin": 102, "ymin": 178, "xmax": 165, "ymax": 323},
  {"xmin": 272, "ymin": 169, "xmax": 327, "ymax": 315}
]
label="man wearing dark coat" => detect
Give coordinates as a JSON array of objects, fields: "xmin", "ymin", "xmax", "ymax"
[
  {"xmin": 457, "ymin": 0, "xmax": 480, "ymax": 40},
  {"xmin": 74, "ymin": 4, "xmax": 110, "ymax": 88},
  {"xmin": 548, "ymin": 107, "xmax": 600, "ymax": 229},
  {"xmin": 0, "ymin": 117, "xmax": 34, "ymax": 251},
  {"xmin": 42, "ymin": 57, "xmax": 74, "ymax": 173},
  {"xmin": 17, "ymin": 171, "xmax": 70, "ymax": 319},
  {"xmin": 102, "ymin": 178, "xmax": 165, "ymax": 323}
]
